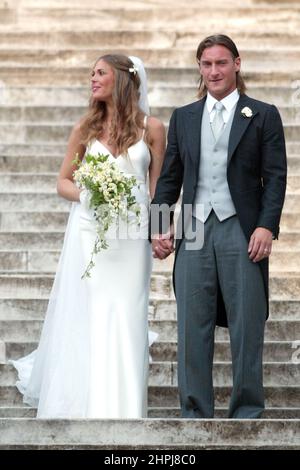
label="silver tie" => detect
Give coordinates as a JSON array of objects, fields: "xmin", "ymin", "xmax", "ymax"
[{"xmin": 211, "ymin": 101, "xmax": 225, "ymax": 140}]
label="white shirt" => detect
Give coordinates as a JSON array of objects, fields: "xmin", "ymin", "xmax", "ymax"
[{"xmin": 206, "ymin": 89, "xmax": 240, "ymax": 124}]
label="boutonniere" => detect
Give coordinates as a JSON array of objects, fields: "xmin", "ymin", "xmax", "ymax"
[{"xmin": 241, "ymin": 106, "xmax": 253, "ymax": 118}]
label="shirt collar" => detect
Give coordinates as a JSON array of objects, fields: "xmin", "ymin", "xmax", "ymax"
[{"xmin": 206, "ymin": 89, "xmax": 240, "ymax": 113}]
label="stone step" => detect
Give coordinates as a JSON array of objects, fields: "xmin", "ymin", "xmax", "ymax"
[
  {"xmin": 0, "ymin": 174, "xmax": 57, "ymax": 192},
  {"xmin": 0, "ymin": 406, "xmax": 36, "ymax": 418},
  {"xmin": 0, "ymin": 416, "xmax": 299, "ymax": 450},
  {"xmin": 0, "ymin": 211, "xmax": 69, "ymax": 231},
  {"xmin": 1, "ymin": 153, "xmax": 299, "ymax": 174},
  {"xmin": 0, "ymin": 105, "xmax": 84, "ymax": 123},
  {"xmin": 2, "ymin": 104, "xmax": 300, "ymax": 125},
  {"xmin": 1, "ymin": 383, "xmax": 300, "ymax": 409},
  {"xmin": 0, "ymin": 274, "xmax": 172, "ymax": 300},
  {"xmin": 1, "ymin": 298, "xmax": 299, "ymax": 322},
  {"xmin": 1, "ymin": 5, "xmax": 299, "ymax": 30},
  {"xmin": 2, "ymin": 48, "xmax": 300, "ymax": 69},
  {"xmin": 0, "ymin": 250, "xmax": 174, "ymax": 275},
  {"xmin": 286, "ymin": 175, "xmax": 300, "ymax": 193},
  {"xmin": 1, "ymin": 29, "xmax": 300, "ymax": 49},
  {"xmin": 0, "ymin": 250, "xmax": 173, "ymax": 274},
  {"xmin": 1, "ymin": 405, "xmax": 300, "ymax": 419},
  {"xmin": 281, "ymin": 212, "xmax": 300, "ymax": 231},
  {"xmin": 1, "ymin": 85, "xmax": 299, "ymax": 106},
  {"xmin": 0, "ymin": 232, "xmax": 65, "ymax": 250},
  {"xmin": 148, "ymin": 407, "xmax": 300, "ymax": 419},
  {"xmin": 152, "ymin": 319, "xmax": 300, "ymax": 342},
  {"xmin": 0, "ymin": 193, "xmax": 71, "ymax": 210},
  {"xmin": 151, "ymin": 341, "xmax": 300, "ymax": 363},
  {"xmin": 267, "ymin": 232, "xmax": 300, "ymax": 250},
  {"xmin": 1, "ymin": 361, "xmax": 300, "ymax": 387},
  {"xmin": 1, "ymin": 272, "xmax": 300, "ymax": 301},
  {"xmin": 151, "ymin": 298, "xmax": 300, "ymax": 321},
  {"xmin": 3, "ymin": 142, "xmax": 300, "ymax": 159},
  {"xmin": 0, "ymin": 155, "xmax": 62, "ymax": 173},
  {"xmin": 0, "ymin": 30, "xmax": 176, "ymax": 49},
  {"xmin": 150, "ymin": 385, "xmax": 300, "ymax": 409},
  {"xmin": 1, "ymin": 65, "xmax": 298, "ymax": 87},
  {"xmin": 1, "ymin": 173, "xmax": 299, "ymax": 194},
  {"xmin": 1, "ymin": 122, "xmax": 300, "ymax": 144},
  {"xmin": 152, "ymin": 106, "xmax": 300, "ymax": 124},
  {"xmin": 269, "ymin": 253, "xmax": 300, "ymax": 272},
  {"xmin": 0, "ymin": 0, "xmax": 245, "ymax": 5},
  {"xmin": 1, "ymin": 192, "xmax": 300, "ymax": 212},
  {"xmin": 0, "ymin": 241, "xmax": 298, "ymax": 267},
  {"xmin": 0, "ymin": 124, "xmax": 73, "ymax": 144},
  {"xmin": 144, "ymin": 82, "xmax": 300, "ymax": 108},
  {"xmin": 287, "ymin": 156, "xmax": 300, "ymax": 174},
  {"xmin": 2, "ymin": 340, "xmax": 299, "ymax": 364},
  {"xmin": 2, "ymin": 209, "xmax": 300, "ymax": 235},
  {"xmin": 173, "ymin": 30, "xmax": 300, "ymax": 48},
  {"xmin": 0, "ymin": 143, "xmax": 68, "ymax": 156},
  {"xmin": 12, "ymin": 0, "xmax": 298, "ymax": 7},
  {"xmin": 0, "ymin": 3, "xmax": 298, "ymax": 27},
  {"xmin": 0, "ymin": 231, "xmax": 299, "ymax": 252},
  {"xmin": 0, "ymin": 248, "xmax": 299, "ymax": 273},
  {"xmin": 0, "ymin": 318, "xmax": 299, "ymax": 342}
]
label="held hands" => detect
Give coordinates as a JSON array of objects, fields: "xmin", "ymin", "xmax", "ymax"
[
  {"xmin": 248, "ymin": 227, "xmax": 273, "ymax": 262},
  {"xmin": 152, "ymin": 225, "xmax": 175, "ymax": 259}
]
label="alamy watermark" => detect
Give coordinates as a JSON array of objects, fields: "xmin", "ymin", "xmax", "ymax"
[
  {"xmin": 291, "ymin": 340, "xmax": 300, "ymax": 364},
  {"xmin": 0, "ymin": 340, "xmax": 6, "ymax": 364},
  {"xmin": 95, "ymin": 203, "xmax": 206, "ymax": 250},
  {"xmin": 291, "ymin": 80, "xmax": 300, "ymax": 107}
]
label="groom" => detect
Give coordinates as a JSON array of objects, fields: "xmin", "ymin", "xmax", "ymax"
[{"xmin": 150, "ymin": 34, "xmax": 287, "ymax": 418}]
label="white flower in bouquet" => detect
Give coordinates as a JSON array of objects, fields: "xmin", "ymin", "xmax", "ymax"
[{"xmin": 73, "ymin": 153, "xmax": 140, "ymax": 278}]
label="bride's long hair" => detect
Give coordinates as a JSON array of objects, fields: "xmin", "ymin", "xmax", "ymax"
[{"xmin": 80, "ymin": 54, "xmax": 145, "ymax": 155}]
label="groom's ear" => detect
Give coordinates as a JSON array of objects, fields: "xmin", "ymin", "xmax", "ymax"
[
  {"xmin": 234, "ymin": 56, "xmax": 241, "ymax": 72},
  {"xmin": 197, "ymin": 60, "xmax": 203, "ymax": 77}
]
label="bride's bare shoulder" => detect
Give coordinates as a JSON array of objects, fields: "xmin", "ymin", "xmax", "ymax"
[
  {"xmin": 146, "ymin": 116, "xmax": 165, "ymax": 144},
  {"xmin": 146, "ymin": 116, "xmax": 165, "ymax": 132}
]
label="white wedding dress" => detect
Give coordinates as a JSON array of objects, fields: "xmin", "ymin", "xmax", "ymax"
[{"xmin": 10, "ymin": 131, "xmax": 154, "ymax": 419}]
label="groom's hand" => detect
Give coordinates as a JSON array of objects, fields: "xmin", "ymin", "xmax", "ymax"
[
  {"xmin": 152, "ymin": 230, "xmax": 174, "ymax": 259},
  {"xmin": 248, "ymin": 227, "xmax": 273, "ymax": 262}
]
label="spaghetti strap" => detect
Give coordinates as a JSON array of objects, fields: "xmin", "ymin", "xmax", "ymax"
[{"xmin": 142, "ymin": 115, "xmax": 147, "ymax": 140}]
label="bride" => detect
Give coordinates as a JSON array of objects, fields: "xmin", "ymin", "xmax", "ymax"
[{"xmin": 10, "ymin": 54, "xmax": 166, "ymax": 418}]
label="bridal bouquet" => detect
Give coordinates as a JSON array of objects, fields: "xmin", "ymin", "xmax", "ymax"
[{"xmin": 73, "ymin": 153, "xmax": 140, "ymax": 278}]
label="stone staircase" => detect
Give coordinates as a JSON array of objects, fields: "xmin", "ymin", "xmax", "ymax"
[{"xmin": 0, "ymin": 0, "xmax": 299, "ymax": 449}]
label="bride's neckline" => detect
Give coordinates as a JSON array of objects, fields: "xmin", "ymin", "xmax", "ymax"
[{"xmin": 95, "ymin": 138, "xmax": 144, "ymax": 160}]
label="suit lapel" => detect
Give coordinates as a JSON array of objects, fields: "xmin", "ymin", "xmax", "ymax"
[
  {"xmin": 184, "ymin": 98, "xmax": 206, "ymax": 168},
  {"xmin": 183, "ymin": 95, "xmax": 258, "ymax": 168},
  {"xmin": 227, "ymin": 94, "xmax": 258, "ymax": 164}
]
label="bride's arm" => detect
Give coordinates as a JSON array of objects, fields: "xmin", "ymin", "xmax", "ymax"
[
  {"xmin": 147, "ymin": 116, "xmax": 166, "ymax": 199},
  {"xmin": 57, "ymin": 122, "xmax": 86, "ymax": 202}
]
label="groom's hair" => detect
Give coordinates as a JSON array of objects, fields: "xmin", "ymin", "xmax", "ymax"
[{"xmin": 196, "ymin": 34, "xmax": 246, "ymax": 98}]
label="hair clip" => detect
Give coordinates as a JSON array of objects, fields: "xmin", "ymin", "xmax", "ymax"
[{"xmin": 129, "ymin": 65, "xmax": 138, "ymax": 76}]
